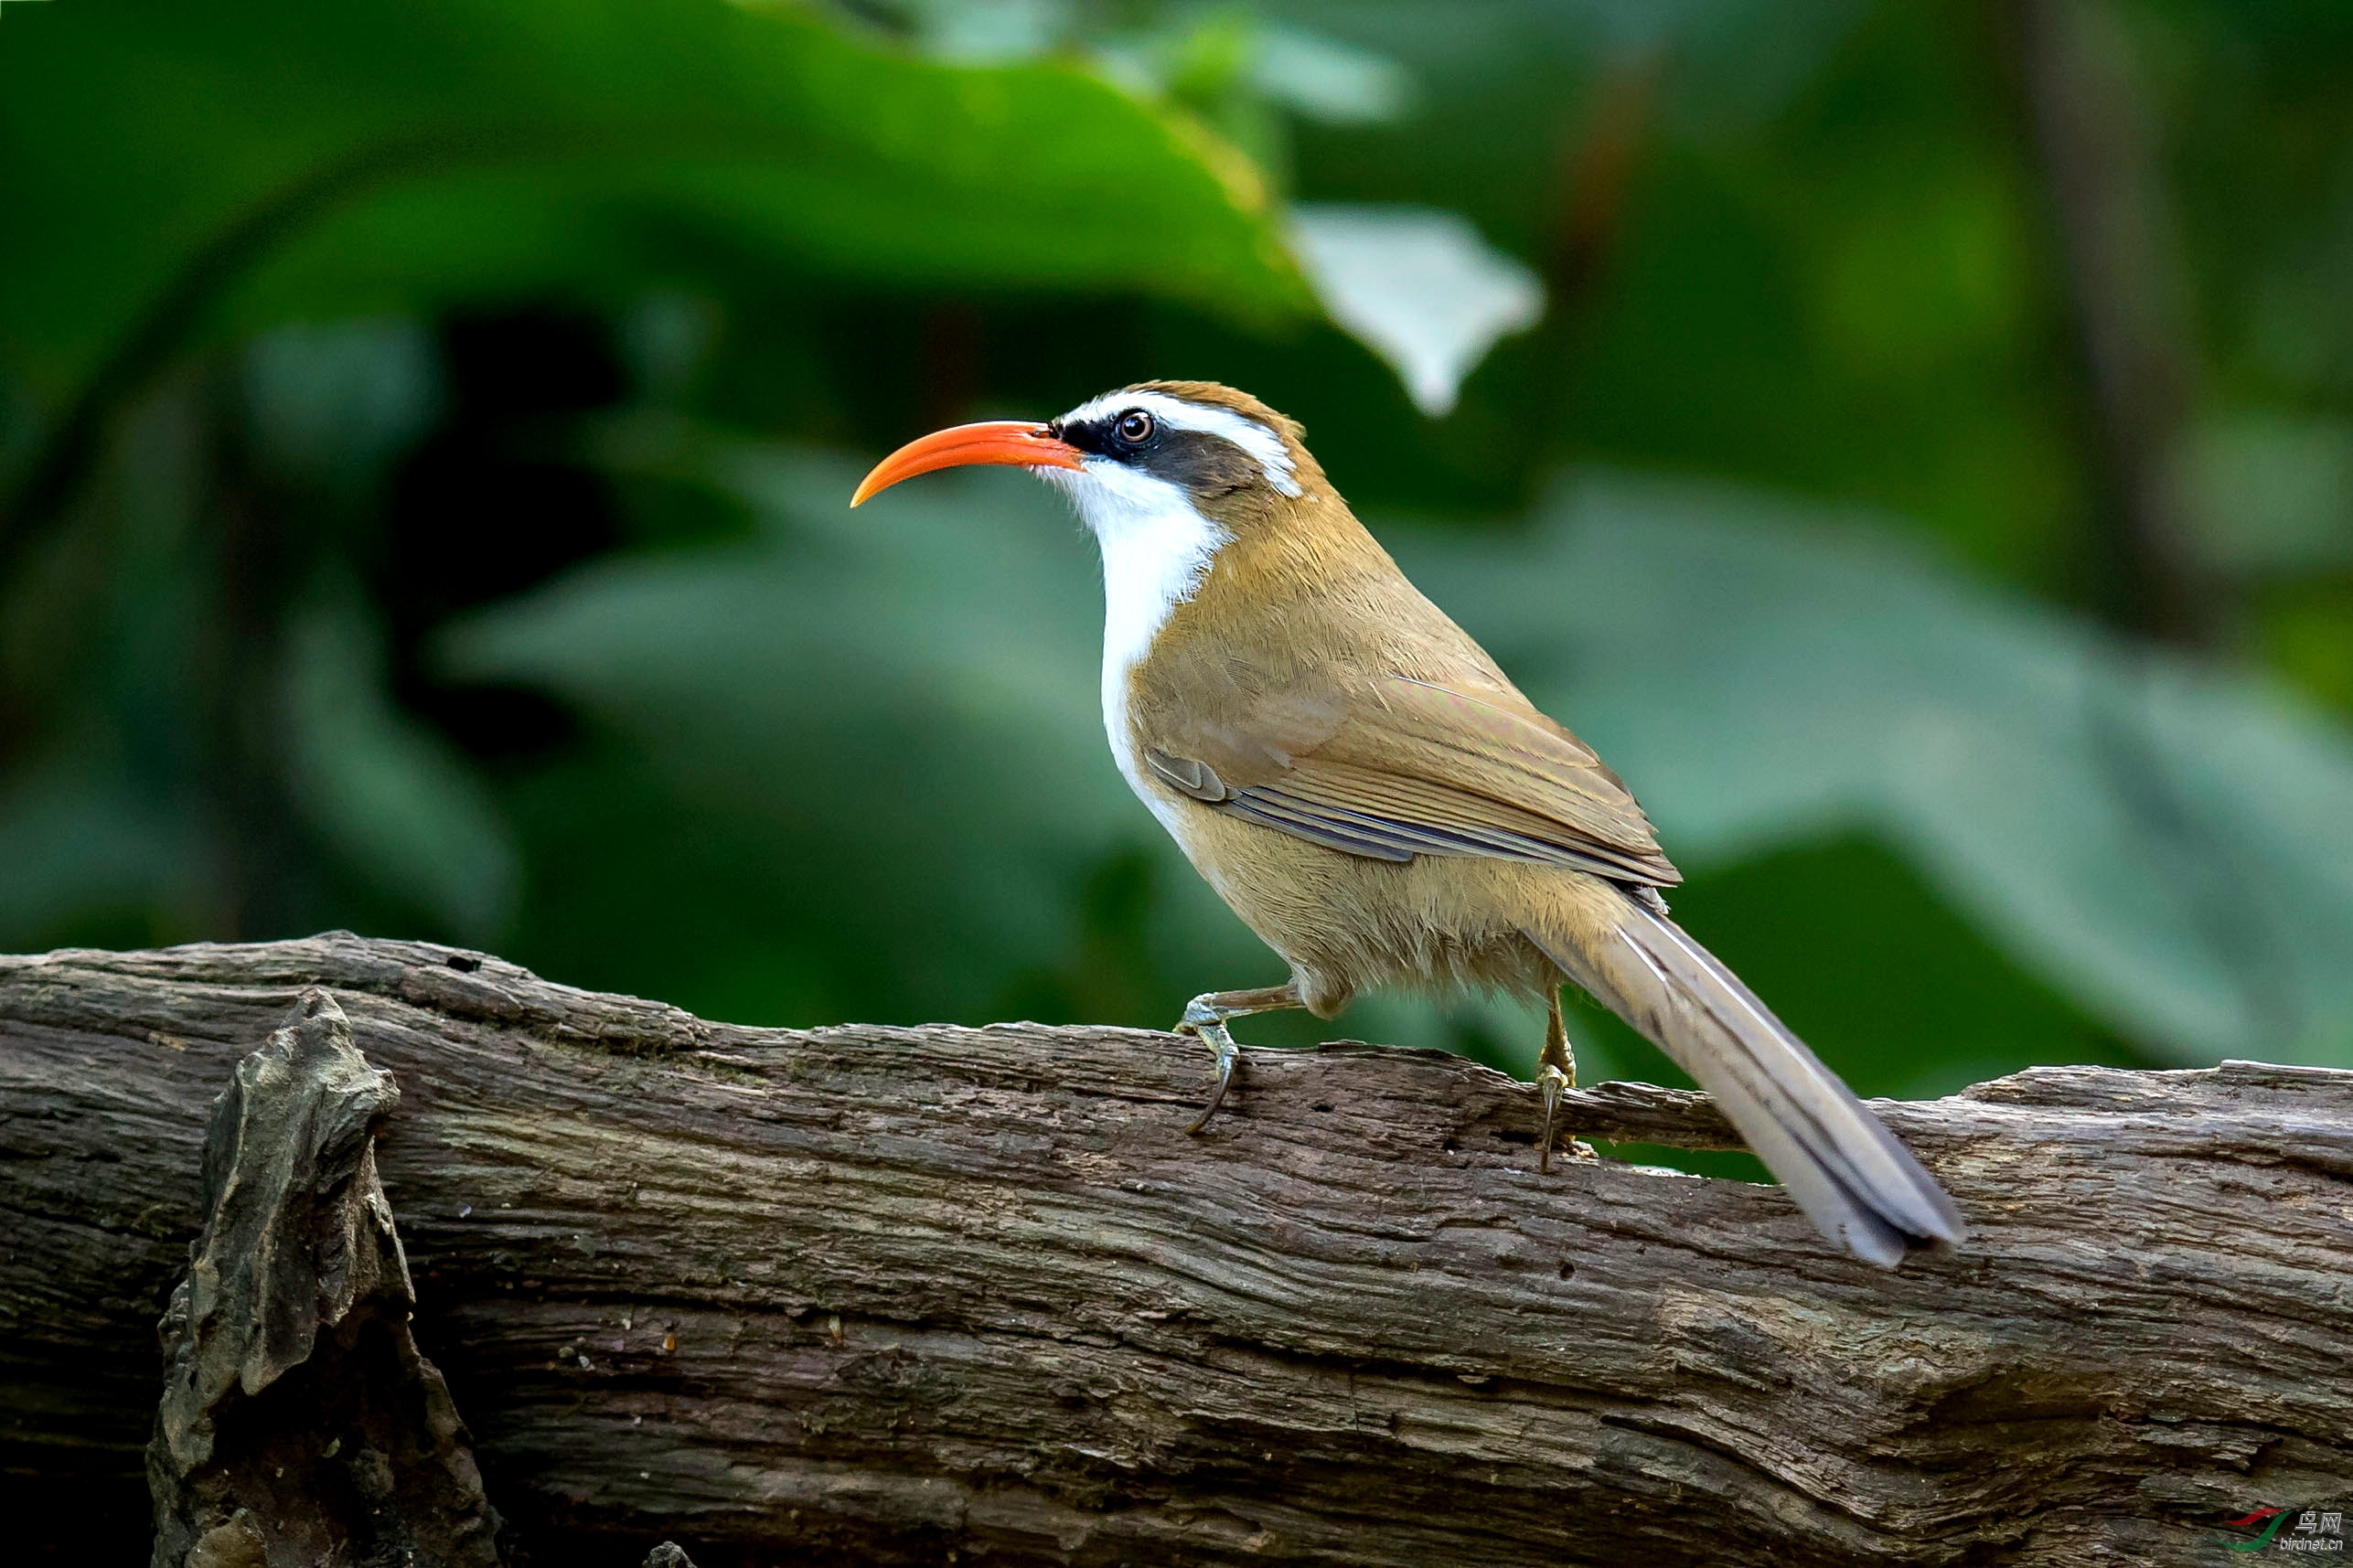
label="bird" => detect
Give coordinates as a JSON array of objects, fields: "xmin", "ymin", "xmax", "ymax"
[{"xmin": 850, "ymin": 381, "xmax": 1964, "ymax": 1267}]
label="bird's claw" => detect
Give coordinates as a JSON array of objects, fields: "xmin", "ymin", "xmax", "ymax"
[
  {"xmin": 1177, "ymin": 1005, "xmax": 1241, "ymax": 1135},
  {"xmin": 1535, "ymin": 1064, "xmax": 1596, "ymax": 1172},
  {"xmin": 1537, "ymin": 1063, "xmax": 1564, "ymax": 1173}
]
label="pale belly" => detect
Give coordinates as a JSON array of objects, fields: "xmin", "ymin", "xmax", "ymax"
[{"xmin": 1104, "ymin": 698, "xmax": 1587, "ymax": 1013}]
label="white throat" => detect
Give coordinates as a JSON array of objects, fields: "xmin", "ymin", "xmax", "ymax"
[{"xmin": 1041, "ymin": 461, "xmax": 1228, "ymax": 813}]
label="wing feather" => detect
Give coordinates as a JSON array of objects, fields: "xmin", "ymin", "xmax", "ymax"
[{"xmin": 1144, "ymin": 670, "xmax": 1679, "ymax": 886}]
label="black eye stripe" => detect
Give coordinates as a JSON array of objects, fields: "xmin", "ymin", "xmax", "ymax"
[
  {"xmin": 1051, "ymin": 409, "xmax": 1264, "ymax": 496},
  {"xmin": 1053, "ymin": 409, "xmax": 1163, "ymax": 458}
]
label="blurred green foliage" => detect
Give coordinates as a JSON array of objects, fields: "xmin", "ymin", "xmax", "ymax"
[
  {"xmin": 4, "ymin": 0, "xmax": 2351, "ymax": 1134},
  {"xmin": 0, "ymin": 0, "xmax": 1307, "ymax": 397}
]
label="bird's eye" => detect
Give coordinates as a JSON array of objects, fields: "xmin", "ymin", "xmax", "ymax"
[{"xmin": 1114, "ymin": 410, "xmax": 1155, "ymax": 445}]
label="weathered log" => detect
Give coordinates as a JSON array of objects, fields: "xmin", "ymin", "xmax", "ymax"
[
  {"xmin": 2, "ymin": 934, "xmax": 2349, "ymax": 1565},
  {"xmin": 147, "ymin": 989, "xmax": 503, "ymax": 1568}
]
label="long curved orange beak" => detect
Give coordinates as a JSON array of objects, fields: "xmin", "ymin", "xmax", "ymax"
[{"xmin": 850, "ymin": 420, "xmax": 1086, "ymax": 507}]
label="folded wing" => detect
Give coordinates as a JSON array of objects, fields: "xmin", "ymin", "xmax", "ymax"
[{"xmin": 1142, "ymin": 672, "xmax": 1679, "ymax": 887}]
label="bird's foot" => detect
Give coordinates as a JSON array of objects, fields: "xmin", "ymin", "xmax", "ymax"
[
  {"xmin": 1535, "ymin": 990, "xmax": 1597, "ymax": 1172},
  {"xmin": 1535, "ymin": 1063, "xmax": 1597, "ymax": 1172},
  {"xmin": 1170, "ymin": 982, "xmax": 1303, "ymax": 1133},
  {"xmin": 1176, "ymin": 1001, "xmax": 1242, "ymax": 1135}
]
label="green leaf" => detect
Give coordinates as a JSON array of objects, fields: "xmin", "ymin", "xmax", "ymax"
[
  {"xmin": 0, "ymin": 0, "xmax": 1310, "ymax": 400},
  {"xmin": 282, "ymin": 587, "xmax": 520, "ymax": 943},
  {"xmin": 1397, "ymin": 472, "xmax": 2353, "ymax": 1068},
  {"xmin": 2177, "ymin": 411, "xmax": 2353, "ymax": 577},
  {"xmin": 1288, "ymin": 204, "xmax": 1544, "ymax": 417},
  {"xmin": 238, "ymin": 319, "xmax": 443, "ymax": 497}
]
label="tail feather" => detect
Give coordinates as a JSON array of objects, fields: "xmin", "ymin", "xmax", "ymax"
[{"xmin": 1530, "ymin": 895, "xmax": 1965, "ymax": 1267}]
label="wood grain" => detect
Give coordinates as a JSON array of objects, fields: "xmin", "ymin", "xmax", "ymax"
[{"xmin": 2, "ymin": 935, "xmax": 2348, "ymax": 1564}]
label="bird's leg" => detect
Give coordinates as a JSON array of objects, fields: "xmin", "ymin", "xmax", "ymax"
[
  {"xmin": 1536, "ymin": 989, "xmax": 1597, "ymax": 1172},
  {"xmin": 1174, "ymin": 981, "xmax": 1305, "ymax": 1134}
]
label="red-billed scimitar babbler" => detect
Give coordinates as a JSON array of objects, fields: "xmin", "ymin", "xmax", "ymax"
[{"xmin": 852, "ymin": 382, "xmax": 1964, "ymax": 1266}]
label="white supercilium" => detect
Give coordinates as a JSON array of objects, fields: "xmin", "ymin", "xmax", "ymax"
[{"xmin": 1056, "ymin": 389, "xmax": 1302, "ymax": 497}]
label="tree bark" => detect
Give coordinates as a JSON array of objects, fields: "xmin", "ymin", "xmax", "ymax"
[
  {"xmin": 2, "ymin": 935, "xmax": 2349, "ymax": 1566},
  {"xmin": 146, "ymin": 988, "xmax": 504, "ymax": 1568}
]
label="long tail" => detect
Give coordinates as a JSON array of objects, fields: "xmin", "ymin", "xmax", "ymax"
[{"xmin": 1528, "ymin": 892, "xmax": 1965, "ymax": 1267}]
